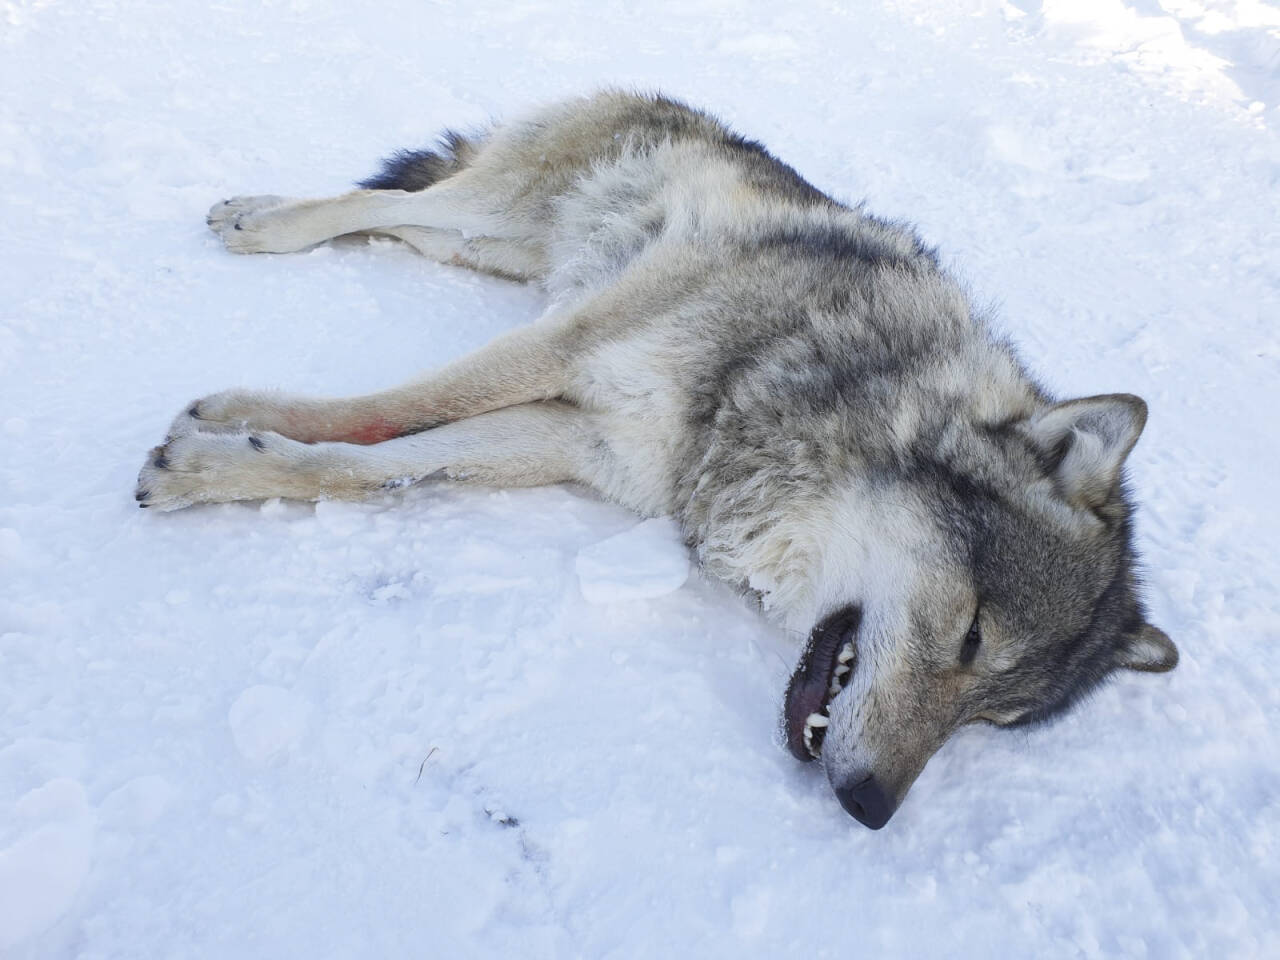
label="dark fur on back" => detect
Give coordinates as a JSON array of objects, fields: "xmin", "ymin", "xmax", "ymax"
[{"xmin": 608, "ymin": 94, "xmax": 833, "ymax": 207}]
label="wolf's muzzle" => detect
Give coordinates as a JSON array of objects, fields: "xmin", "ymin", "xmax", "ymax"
[{"xmin": 834, "ymin": 774, "xmax": 894, "ymax": 829}]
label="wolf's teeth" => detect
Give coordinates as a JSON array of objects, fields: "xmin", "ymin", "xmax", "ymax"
[
  {"xmin": 803, "ymin": 723, "xmax": 821, "ymax": 759},
  {"xmin": 838, "ymin": 643, "xmax": 854, "ymax": 664},
  {"xmin": 804, "ymin": 709, "xmax": 830, "ymax": 759},
  {"xmin": 835, "ymin": 663, "xmax": 851, "ymax": 677}
]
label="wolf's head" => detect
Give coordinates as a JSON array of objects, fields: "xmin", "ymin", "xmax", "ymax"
[{"xmin": 782, "ymin": 393, "xmax": 1177, "ymax": 828}]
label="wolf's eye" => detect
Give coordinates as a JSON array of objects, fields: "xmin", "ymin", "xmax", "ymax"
[{"xmin": 959, "ymin": 612, "xmax": 982, "ymax": 666}]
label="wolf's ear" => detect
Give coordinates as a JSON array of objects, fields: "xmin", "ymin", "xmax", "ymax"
[
  {"xmin": 1025, "ymin": 394, "xmax": 1147, "ymax": 510},
  {"xmin": 1114, "ymin": 622, "xmax": 1179, "ymax": 673}
]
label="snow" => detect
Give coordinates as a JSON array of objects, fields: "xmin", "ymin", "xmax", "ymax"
[
  {"xmin": 575, "ymin": 518, "xmax": 690, "ymax": 603},
  {"xmin": 0, "ymin": 779, "xmax": 93, "ymax": 952},
  {"xmin": 227, "ymin": 685, "xmax": 313, "ymax": 766},
  {"xmin": 1, "ymin": 0, "xmax": 1278, "ymax": 957}
]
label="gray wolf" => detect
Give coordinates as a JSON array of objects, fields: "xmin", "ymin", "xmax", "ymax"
[{"xmin": 135, "ymin": 90, "xmax": 1178, "ymax": 828}]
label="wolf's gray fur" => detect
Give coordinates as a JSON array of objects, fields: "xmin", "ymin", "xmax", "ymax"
[{"xmin": 137, "ymin": 90, "xmax": 1177, "ymax": 828}]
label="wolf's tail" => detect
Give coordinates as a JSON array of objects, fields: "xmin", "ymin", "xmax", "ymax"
[{"xmin": 358, "ymin": 129, "xmax": 481, "ymax": 192}]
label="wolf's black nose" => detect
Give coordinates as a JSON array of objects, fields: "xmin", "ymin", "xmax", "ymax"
[{"xmin": 835, "ymin": 775, "xmax": 893, "ymax": 829}]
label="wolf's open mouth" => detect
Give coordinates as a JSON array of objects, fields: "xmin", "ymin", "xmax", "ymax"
[{"xmin": 783, "ymin": 607, "xmax": 860, "ymax": 761}]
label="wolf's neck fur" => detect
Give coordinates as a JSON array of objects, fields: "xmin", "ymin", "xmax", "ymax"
[{"xmin": 675, "ymin": 308, "xmax": 1040, "ymax": 631}]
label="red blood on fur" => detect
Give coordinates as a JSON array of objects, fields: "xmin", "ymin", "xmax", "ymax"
[{"xmin": 346, "ymin": 418, "xmax": 401, "ymax": 445}]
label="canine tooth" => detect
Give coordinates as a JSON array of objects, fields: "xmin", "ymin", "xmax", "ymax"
[
  {"xmin": 835, "ymin": 663, "xmax": 851, "ymax": 677},
  {"xmin": 838, "ymin": 644, "xmax": 854, "ymax": 664},
  {"xmin": 805, "ymin": 713, "xmax": 829, "ymax": 728},
  {"xmin": 803, "ymin": 724, "xmax": 821, "ymax": 758}
]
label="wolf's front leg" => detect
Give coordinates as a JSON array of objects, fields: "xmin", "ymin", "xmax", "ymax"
[
  {"xmin": 166, "ymin": 389, "xmax": 406, "ymax": 446},
  {"xmin": 136, "ymin": 402, "xmax": 607, "ymax": 510},
  {"xmin": 167, "ymin": 315, "xmax": 584, "ymax": 445},
  {"xmin": 136, "ymin": 430, "xmax": 358, "ymax": 509}
]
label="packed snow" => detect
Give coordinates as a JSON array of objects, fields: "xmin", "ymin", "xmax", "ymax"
[
  {"xmin": 575, "ymin": 518, "xmax": 690, "ymax": 604},
  {"xmin": 2, "ymin": 0, "xmax": 1278, "ymax": 956}
]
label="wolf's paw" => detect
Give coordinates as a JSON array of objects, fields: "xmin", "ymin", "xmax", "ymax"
[
  {"xmin": 207, "ymin": 195, "xmax": 302, "ymax": 253},
  {"xmin": 135, "ymin": 430, "xmax": 304, "ymax": 510},
  {"xmin": 166, "ymin": 390, "xmax": 294, "ymax": 440}
]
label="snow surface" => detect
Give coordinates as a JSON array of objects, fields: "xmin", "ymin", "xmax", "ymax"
[
  {"xmin": 2, "ymin": 0, "xmax": 1279, "ymax": 956},
  {"xmin": 575, "ymin": 518, "xmax": 690, "ymax": 604}
]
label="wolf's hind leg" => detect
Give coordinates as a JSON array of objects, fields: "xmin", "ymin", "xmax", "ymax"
[
  {"xmin": 136, "ymin": 402, "xmax": 607, "ymax": 510},
  {"xmin": 167, "ymin": 316, "xmax": 583, "ymax": 445},
  {"xmin": 207, "ymin": 175, "xmax": 511, "ymax": 255},
  {"xmin": 368, "ymin": 226, "xmax": 544, "ymax": 281},
  {"xmin": 207, "ymin": 198, "xmax": 543, "ymax": 278},
  {"xmin": 206, "ymin": 195, "xmax": 296, "ymax": 240}
]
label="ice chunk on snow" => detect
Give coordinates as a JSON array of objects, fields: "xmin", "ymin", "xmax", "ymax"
[
  {"xmin": 575, "ymin": 517, "xmax": 690, "ymax": 604},
  {"xmin": 0, "ymin": 779, "xmax": 93, "ymax": 951},
  {"xmin": 228, "ymin": 685, "xmax": 311, "ymax": 765},
  {"xmin": 100, "ymin": 775, "xmax": 177, "ymax": 829}
]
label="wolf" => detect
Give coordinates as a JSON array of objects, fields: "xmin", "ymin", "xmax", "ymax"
[{"xmin": 135, "ymin": 90, "xmax": 1178, "ymax": 828}]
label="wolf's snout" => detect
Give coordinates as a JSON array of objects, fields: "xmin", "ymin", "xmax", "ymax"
[{"xmin": 834, "ymin": 774, "xmax": 894, "ymax": 829}]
